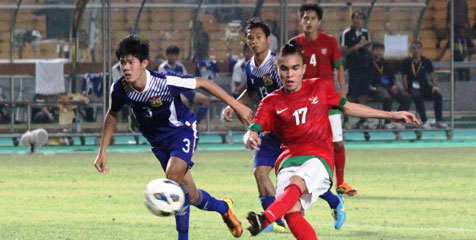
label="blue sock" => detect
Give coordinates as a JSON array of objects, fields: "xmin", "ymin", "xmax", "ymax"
[
  {"xmin": 176, "ymin": 184, "xmax": 190, "ymax": 240},
  {"xmin": 195, "ymin": 106, "xmax": 208, "ymax": 123},
  {"xmin": 259, "ymin": 195, "xmax": 285, "ymax": 226},
  {"xmin": 319, "ymin": 190, "xmax": 340, "ymax": 209},
  {"xmin": 194, "ymin": 189, "xmax": 228, "ymax": 215}
]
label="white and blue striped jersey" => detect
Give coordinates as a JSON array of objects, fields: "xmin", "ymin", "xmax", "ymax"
[
  {"xmin": 110, "ymin": 70, "xmax": 197, "ymax": 143},
  {"xmin": 246, "ymin": 50, "xmax": 282, "ymax": 101},
  {"xmin": 158, "ymin": 61, "xmax": 188, "ymax": 76}
]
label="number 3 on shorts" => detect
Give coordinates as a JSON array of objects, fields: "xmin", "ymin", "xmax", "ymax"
[{"xmin": 182, "ymin": 138, "xmax": 191, "ymax": 153}]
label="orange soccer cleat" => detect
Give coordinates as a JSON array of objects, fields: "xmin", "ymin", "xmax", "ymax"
[
  {"xmin": 221, "ymin": 197, "xmax": 243, "ymax": 238},
  {"xmin": 336, "ymin": 182, "xmax": 358, "ymax": 196}
]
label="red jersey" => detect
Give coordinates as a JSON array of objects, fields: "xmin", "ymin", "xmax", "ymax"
[
  {"xmin": 252, "ymin": 78, "xmax": 345, "ymax": 173},
  {"xmin": 290, "ymin": 32, "xmax": 343, "ymax": 90}
]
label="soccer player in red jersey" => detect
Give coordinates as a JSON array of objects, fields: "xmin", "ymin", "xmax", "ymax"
[
  {"xmin": 243, "ymin": 43, "xmax": 419, "ymax": 239},
  {"xmin": 290, "ymin": 3, "xmax": 356, "ymax": 196}
]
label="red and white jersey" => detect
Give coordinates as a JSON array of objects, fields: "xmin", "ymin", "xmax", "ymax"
[
  {"xmin": 290, "ymin": 32, "xmax": 343, "ymax": 90},
  {"xmin": 252, "ymin": 78, "xmax": 345, "ymax": 172}
]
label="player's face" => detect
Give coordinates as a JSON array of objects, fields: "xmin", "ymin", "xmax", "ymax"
[
  {"xmin": 372, "ymin": 47, "xmax": 384, "ymax": 60},
  {"xmin": 352, "ymin": 14, "xmax": 365, "ymax": 29},
  {"xmin": 166, "ymin": 53, "xmax": 178, "ymax": 65},
  {"xmin": 119, "ymin": 54, "xmax": 148, "ymax": 84},
  {"xmin": 246, "ymin": 27, "xmax": 271, "ymax": 55},
  {"xmin": 277, "ymin": 53, "xmax": 307, "ymax": 93},
  {"xmin": 300, "ymin": 10, "xmax": 321, "ymax": 34},
  {"xmin": 410, "ymin": 43, "xmax": 422, "ymax": 57}
]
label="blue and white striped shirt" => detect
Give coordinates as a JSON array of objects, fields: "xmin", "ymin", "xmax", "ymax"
[
  {"xmin": 246, "ymin": 50, "xmax": 282, "ymax": 101},
  {"xmin": 110, "ymin": 70, "xmax": 197, "ymax": 143}
]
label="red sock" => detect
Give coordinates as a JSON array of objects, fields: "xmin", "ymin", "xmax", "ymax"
[
  {"xmin": 263, "ymin": 184, "xmax": 301, "ymax": 224},
  {"xmin": 284, "ymin": 211, "xmax": 318, "ymax": 240},
  {"xmin": 334, "ymin": 145, "xmax": 346, "ymax": 186}
]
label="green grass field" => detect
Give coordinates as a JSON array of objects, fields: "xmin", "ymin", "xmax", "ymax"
[{"xmin": 1, "ymin": 148, "xmax": 475, "ymax": 240}]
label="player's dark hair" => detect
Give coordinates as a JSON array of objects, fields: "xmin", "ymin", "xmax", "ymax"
[
  {"xmin": 411, "ymin": 40, "xmax": 423, "ymax": 48},
  {"xmin": 279, "ymin": 42, "xmax": 304, "ymax": 62},
  {"xmin": 299, "ymin": 3, "xmax": 323, "ymax": 20},
  {"xmin": 351, "ymin": 11, "xmax": 366, "ymax": 20},
  {"xmin": 165, "ymin": 45, "xmax": 180, "ymax": 55},
  {"xmin": 372, "ymin": 42, "xmax": 385, "ymax": 51},
  {"xmin": 115, "ymin": 35, "xmax": 149, "ymax": 62},
  {"xmin": 245, "ymin": 18, "xmax": 271, "ymax": 37}
]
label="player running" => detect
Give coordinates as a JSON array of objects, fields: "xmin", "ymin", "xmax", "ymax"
[
  {"xmin": 222, "ymin": 18, "xmax": 286, "ymax": 233},
  {"xmin": 93, "ymin": 35, "xmax": 252, "ymax": 239},
  {"xmin": 290, "ymin": 3, "xmax": 356, "ymax": 196},
  {"xmin": 243, "ymin": 43, "xmax": 419, "ymax": 239}
]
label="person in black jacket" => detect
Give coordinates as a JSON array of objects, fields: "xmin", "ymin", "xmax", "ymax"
[{"xmin": 369, "ymin": 42, "xmax": 411, "ymax": 129}]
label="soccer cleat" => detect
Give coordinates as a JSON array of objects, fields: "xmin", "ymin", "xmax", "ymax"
[
  {"xmin": 332, "ymin": 195, "xmax": 346, "ymax": 230},
  {"xmin": 221, "ymin": 197, "xmax": 243, "ymax": 238},
  {"xmin": 246, "ymin": 211, "xmax": 267, "ymax": 236},
  {"xmin": 261, "ymin": 222, "xmax": 286, "ymax": 233},
  {"xmin": 336, "ymin": 182, "xmax": 358, "ymax": 196}
]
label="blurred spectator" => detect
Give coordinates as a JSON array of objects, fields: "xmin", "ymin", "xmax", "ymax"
[
  {"xmin": 402, "ymin": 40, "xmax": 448, "ymax": 129},
  {"xmin": 437, "ymin": 26, "xmax": 475, "ymax": 81},
  {"xmin": 341, "ymin": 11, "xmax": 372, "ymax": 128},
  {"xmin": 231, "ymin": 44, "xmax": 253, "ymax": 98},
  {"xmin": 437, "ymin": 0, "xmax": 470, "ymax": 48},
  {"xmin": 158, "ymin": 45, "xmax": 211, "ymax": 124},
  {"xmin": 369, "ymin": 42, "xmax": 411, "ymax": 129},
  {"xmin": 32, "ymin": 94, "xmax": 58, "ymax": 124},
  {"xmin": 158, "ymin": 45, "xmax": 188, "ymax": 75},
  {"xmin": 0, "ymin": 87, "xmax": 10, "ymax": 123}
]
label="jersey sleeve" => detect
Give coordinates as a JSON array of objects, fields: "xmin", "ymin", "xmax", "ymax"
[
  {"xmin": 323, "ymin": 82, "xmax": 344, "ymax": 110},
  {"xmin": 331, "ymin": 37, "xmax": 343, "ymax": 69},
  {"xmin": 251, "ymin": 96, "xmax": 276, "ymax": 133},
  {"xmin": 110, "ymin": 80, "xmax": 126, "ymax": 112},
  {"xmin": 158, "ymin": 63, "xmax": 166, "ymax": 73},
  {"xmin": 166, "ymin": 75, "xmax": 197, "ymax": 97}
]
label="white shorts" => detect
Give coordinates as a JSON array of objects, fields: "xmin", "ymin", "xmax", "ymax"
[
  {"xmin": 275, "ymin": 158, "xmax": 331, "ymax": 212},
  {"xmin": 329, "ymin": 113, "xmax": 343, "ymax": 142}
]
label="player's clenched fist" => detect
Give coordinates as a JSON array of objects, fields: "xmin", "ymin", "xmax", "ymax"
[{"xmin": 243, "ymin": 130, "xmax": 261, "ymax": 151}]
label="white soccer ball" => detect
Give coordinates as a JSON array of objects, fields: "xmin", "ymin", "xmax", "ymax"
[{"xmin": 144, "ymin": 178, "xmax": 185, "ymax": 217}]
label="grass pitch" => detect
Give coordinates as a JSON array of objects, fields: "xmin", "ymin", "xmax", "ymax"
[{"xmin": 0, "ymin": 148, "xmax": 475, "ymax": 240}]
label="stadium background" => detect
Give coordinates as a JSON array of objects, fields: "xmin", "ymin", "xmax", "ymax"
[
  {"xmin": 0, "ymin": 0, "xmax": 475, "ymax": 142},
  {"xmin": 0, "ymin": 1, "xmax": 475, "ymax": 240}
]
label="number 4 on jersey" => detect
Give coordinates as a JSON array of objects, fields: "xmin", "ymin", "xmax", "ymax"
[{"xmin": 310, "ymin": 54, "xmax": 317, "ymax": 66}]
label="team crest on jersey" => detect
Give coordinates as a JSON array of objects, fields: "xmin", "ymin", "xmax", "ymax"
[
  {"xmin": 321, "ymin": 48, "xmax": 327, "ymax": 55},
  {"xmin": 149, "ymin": 96, "xmax": 163, "ymax": 107},
  {"xmin": 263, "ymin": 73, "xmax": 273, "ymax": 86},
  {"xmin": 309, "ymin": 96, "xmax": 319, "ymax": 104}
]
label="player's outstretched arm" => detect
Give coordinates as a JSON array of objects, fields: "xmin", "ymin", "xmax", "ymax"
[
  {"xmin": 195, "ymin": 77, "xmax": 253, "ymax": 124},
  {"xmin": 93, "ymin": 110, "xmax": 119, "ymax": 173},
  {"xmin": 222, "ymin": 89, "xmax": 255, "ymax": 122},
  {"xmin": 342, "ymin": 101, "xmax": 420, "ymax": 126},
  {"xmin": 243, "ymin": 130, "xmax": 261, "ymax": 151}
]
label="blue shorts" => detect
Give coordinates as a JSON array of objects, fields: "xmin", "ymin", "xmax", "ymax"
[
  {"xmin": 254, "ymin": 133, "xmax": 281, "ymax": 168},
  {"xmin": 181, "ymin": 90, "xmax": 196, "ymax": 104},
  {"xmin": 151, "ymin": 125, "xmax": 199, "ymax": 171}
]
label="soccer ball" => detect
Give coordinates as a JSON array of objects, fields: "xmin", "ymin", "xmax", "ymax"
[{"xmin": 144, "ymin": 178, "xmax": 185, "ymax": 217}]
